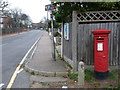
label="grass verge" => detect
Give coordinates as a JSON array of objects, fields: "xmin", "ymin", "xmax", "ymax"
[{"xmin": 85, "ymin": 69, "xmax": 94, "ymax": 82}]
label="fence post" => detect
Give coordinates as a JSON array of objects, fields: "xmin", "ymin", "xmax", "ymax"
[
  {"xmin": 78, "ymin": 61, "xmax": 84, "ymax": 86},
  {"xmin": 72, "ymin": 11, "xmax": 78, "ymax": 72},
  {"xmin": 118, "ymin": 23, "xmax": 120, "ymax": 65}
]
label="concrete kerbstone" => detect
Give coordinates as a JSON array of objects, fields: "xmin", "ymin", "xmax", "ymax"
[
  {"xmin": 55, "ymin": 72, "xmax": 68, "ymax": 77},
  {"xmin": 24, "ymin": 64, "xmax": 68, "ymax": 77}
]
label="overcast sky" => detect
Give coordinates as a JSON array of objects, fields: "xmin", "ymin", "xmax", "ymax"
[{"xmin": 6, "ymin": 0, "xmax": 51, "ymax": 23}]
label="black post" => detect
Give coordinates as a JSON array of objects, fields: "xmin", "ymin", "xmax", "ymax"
[{"xmin": 51, "ymin": 13, "xmax": 56, "ymax": 61}]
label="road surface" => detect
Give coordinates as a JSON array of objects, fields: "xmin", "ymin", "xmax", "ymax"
[{"xmin": 1, "ymin": 30, "xmax": 43, "ymax": 88}]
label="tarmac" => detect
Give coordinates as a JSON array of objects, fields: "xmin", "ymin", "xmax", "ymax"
[{"xmin": 24, "ymin": 31, "xmax": 68, "ymax": 77}]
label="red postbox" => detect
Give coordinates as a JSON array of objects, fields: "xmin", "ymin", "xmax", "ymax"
[{"xmin": 92, "ymin": 29, "xmax": 111, "ymax": 80}]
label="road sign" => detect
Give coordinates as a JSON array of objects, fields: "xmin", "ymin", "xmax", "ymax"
[{"xmin": 45, "ymin": 4, "xmax": 56, "ymax": 11}]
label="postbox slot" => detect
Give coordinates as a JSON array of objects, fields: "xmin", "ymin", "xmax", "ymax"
[{"xmin": 96, "ymin": 38, "xmax": 104, "ymax": 40}]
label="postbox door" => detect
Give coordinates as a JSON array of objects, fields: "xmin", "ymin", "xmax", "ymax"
[{"xmin": 95, "ymin": 37, "xmax": 108, "ymax": 72}]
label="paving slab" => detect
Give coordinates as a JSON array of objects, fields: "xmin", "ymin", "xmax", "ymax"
[
  {"xmin": 30, "ymin": 75, "xmax": 68, "ymax": 83},
  {"xmin": 25, "ymin": 31, "xmax": 68, "ymax": 76}
]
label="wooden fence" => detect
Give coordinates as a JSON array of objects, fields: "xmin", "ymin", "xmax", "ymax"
[{"xmin": 62, "ymin": 11, "xmax": 120, "ymax": 71}]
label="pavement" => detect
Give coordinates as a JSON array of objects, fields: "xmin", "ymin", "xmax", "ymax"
[{"xmin": 25, "ymin": 31, "xmax": 68, "ymax": 77}]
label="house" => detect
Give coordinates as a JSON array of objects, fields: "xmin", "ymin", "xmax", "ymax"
[{"xmin": 0, "ymin": 16, "xmax": 12, "ymax": 30}]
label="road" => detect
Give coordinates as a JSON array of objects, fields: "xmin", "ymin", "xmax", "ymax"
[{"xmin": 1, "ymin": 30, "xmax": 43, "ymax": 88}]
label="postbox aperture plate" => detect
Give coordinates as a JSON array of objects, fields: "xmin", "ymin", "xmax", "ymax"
[{"xmin": 97, "ymin": 43, "xmax": 103, "ymax": 51}]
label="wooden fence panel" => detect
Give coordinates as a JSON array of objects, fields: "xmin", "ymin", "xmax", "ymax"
[
  {"xmin": 77, "ymin": 22, "xmax": 120, "ymax": 65},
  {"xmin": 63, "ymin": 22, "xmax": 72, "ymax": 60},
  {"xmin": 108, "ymin": 23, "xmax": 118, "ymax": 65},
  {"xmin": 78, "ymin": 24, "xmax": 94, "ymax": 65},
  {"xmin": 117, "ymin": 23, "xmax": 119, "ymax": 65}
]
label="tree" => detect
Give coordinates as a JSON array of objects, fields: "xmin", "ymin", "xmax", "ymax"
[
  {"xmin": 10, "ymin": 8, "xmax": 32, "ymax": 28},
  {"xmin": 0, "ymin": 0, "xmax": 8, "ymax": 12},
  {"xmin": 10, "ymin": 8, "xmax": 22, "ymax": 27},
  {"xmin": 21, "ymin": 13, "xmax": 32, "ymax": 28},
  {"xmin": 41, "ymin": 17, "xmax": 47, "ymax": 23},
  {"xmin": 52, "ymin": 2, "xmax": 120, "ymax": 23},
  {"xmin": 0, "ymin": 0, "xmax": 9, "ymax": 16},
  {"xmin": 0, "ymin": 1, "xmax": 32, "ymax": 33}
]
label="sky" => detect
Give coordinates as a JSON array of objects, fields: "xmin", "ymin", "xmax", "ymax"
[{"xmin": 6, "ymin": 0, "xmax": 51, "ymax": 23}]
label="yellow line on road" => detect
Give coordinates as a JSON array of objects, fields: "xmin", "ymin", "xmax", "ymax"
[{"xmin": 6, "ymin": 35, "xmax": 42, "ymax": 89}]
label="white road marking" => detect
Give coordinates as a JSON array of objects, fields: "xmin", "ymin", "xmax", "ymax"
[
  {"xmin": 0, "ymin": 83, "xmax": 4, "ymax": 88},
  {"xmin": 17, "ymin": 68, "xmax": 24, "ymax": 74},
  {"xmin": 0, "ymin": 43, "xmax": 8, "ymax": 47},
  {"xmin": 6, "ymin": 34, "xmax": 42, "ymax": 89},
  {"xmin": 30, "ymin": 45, "xmax": 37, "ymax": 59}
]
